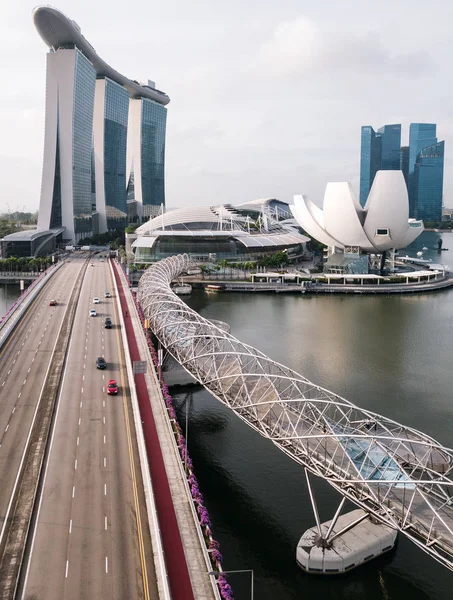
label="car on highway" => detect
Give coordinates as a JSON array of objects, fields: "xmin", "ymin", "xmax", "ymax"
[
  {"xmin": 89, "ymin": 309, "xmax": 97, "ymax": 317},
  {"xmin": 104, "ymin": 317, "xmax": 112, "ymax": 329},
  {"xmin": 93, "ymin": 297, "xmax": 100, "ymax": 304},
  {"xmin": 104, "ymin": 291, "xmax": 111, "ymax": 298},
  {"xmin": 107, "ymin": 379, "xmax": 118, "ymax": 394},
  {"xmin": 49, "ymin": 299, "xmax": 57, "ymax": 306},
  {"xmin": 96, "ymin": 356, "xmax": 107, "ymax": 369}
]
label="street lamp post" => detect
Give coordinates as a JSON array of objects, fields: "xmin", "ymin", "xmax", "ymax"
[{"xmin": 208, "ymin": 569, "xmax": 254, "ymax": 600}]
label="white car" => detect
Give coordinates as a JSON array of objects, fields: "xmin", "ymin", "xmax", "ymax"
[
  {"xmin": 89, "ymin": 309, "xmax": 97, "ymax": 317},
  {"xmin": 104, "ymin": 292, "xmax": 111, "ymax": 298},
  {"xmin": 93, "ymin": 297, "xmax": 100, "ymax": 304}
]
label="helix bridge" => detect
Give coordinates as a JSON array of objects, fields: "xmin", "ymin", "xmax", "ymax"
[{"xmin": 138, "ymin": 254, "xmax": 453, "ymax": 572}]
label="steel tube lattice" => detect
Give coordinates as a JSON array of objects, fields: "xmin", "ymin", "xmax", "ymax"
[{"xmin": 138, "ymin": 254, "xmax": 453, "ymax": 571}]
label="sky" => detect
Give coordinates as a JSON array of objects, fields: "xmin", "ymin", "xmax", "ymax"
[{"xmin": 1, "ymin": 0, "xmax": 453, "ymax": 213}]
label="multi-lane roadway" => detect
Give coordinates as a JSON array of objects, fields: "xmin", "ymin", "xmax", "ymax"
[{"xmin": 0, "ymin": 255, "xmax": 157, "ymax": 599}]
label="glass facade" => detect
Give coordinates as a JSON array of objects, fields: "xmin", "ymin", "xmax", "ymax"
[
  {"xmin": 377, "ymin": 124, "xmax": 401, "ymax": 170},
  {"xmin": 103, "ymin": 78, "xmax": 129, "ymax": 230},
  {"xmin": 408, "ymin": 124, "xmax": 438, "ymax": 217},
  {"xmin": 50, "ymin": 123, "xmax": 62, "ymax": 228},
  {"xmin": 400, "ymin": 146, "xmax": 409, "ymax": 189},
  {"xmin": 72, "ymin": 50, "xmax": 96, "ymax": 236},
  {"xmin": 360, "ymin": 126, "xmax": 381, "ymax": 206},
  {"xmin": 414, "ymin": 141, "xmax": 444, "ymax": 222},
  {"xmin": 141, "ymin": 99, "xmax": 167, "ymax": 214},
  {"xmin": 360, "ymin": 124, "xmax": 401, "ymax": 206}
]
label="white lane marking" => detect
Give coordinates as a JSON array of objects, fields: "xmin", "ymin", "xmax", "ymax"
[
  {"xmin": 103, "ymin": 416, "xmax": 106, "ymax": 425},
  {"xmin": 105, "ymin": 556, "xmax": 108, "ymax": 574},
  {"xmin": 65, "ymin": 560, "xmax": 69, "ymax": 578},
  {"xmin": 7, "ymin": 370, "xmax": 10, "ymax": 375},
  {"xmin": 18, "ymin": 392, "xmax": 21, "ymax": 399},
  {"xmin": 81, "ymin": 387, "xmax": 83, "ymax": 394},
  {"xmin": 84, "ymin": 355, "xmax": 86, "ymax": 360},
  {"xmin": 104, "ymin": 457, "xmax": 106, "ymax": 468},
  {"xmin": 84, "ymin": 364, "xmax": 86, "ymax": 369},
  {"xmin": 28, "ymin": 368, "xmax": 31, "ymax": 373},
  {"xmin": 72, "ymin": 486, "xmax": 75, "ymax": 498},
  {"xmin": 105, "ymin": 516, "xmax": 107, "ymax": 530},
  {"xmin": 102, "ymin": 374, "xmax": 105, "ymax": 380},
  {"xmin": 23, "ymin": 380, "xmax": 27, "ymax": 385},
  {"xmin": 103, "ymin": 435, "xmax": 106, "ymax": 444},
  {"xmin": 78, "ymin": 418, "xmax": 81, "ymax": 426},
  {"xmin": 1, "ymin": 382, "xmax": 4, "ymax": 387},
  {"xmin": 80, "ymin": 401, "xmax": 83, "ymax": 408},
  {"xmin": 103, "ymin": 400, "xmax": 105, "ymax": 408},
  {"xmin": 82, "ymin": 375, "xmax": 85, "ymax": 381},
  {"xmin": 5, "ymin": 425, "xmax": 9, "ymax": 433},
  {"xmin": 12, "ymin": 407, "xmax": 15, "ymax": 414},
  {"xmin": 102, "ymin": 387, "xmax": 105, "ymax": 393},
  {"xmin": 13, "ymin": 360, "xmax": 16, "ymax": 365},
  {"xmin": 69, "ymin": 519, "xmax": 72, "ymax": 534},
  {"xmin": 75, "ymin": 460, "xmax": 77, "ymax": 470},
  {"xmin": 104, "ymin": 484, "xmax": 107, "ymax": 496},
  {"xmin": 32, "ymin": 357, "xmax": 35, "ymax": 362}
]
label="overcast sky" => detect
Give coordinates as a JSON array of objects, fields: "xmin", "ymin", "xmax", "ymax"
[{"xmin": 1, "ymin": 0, "xmax": 453, "ymax": 213}]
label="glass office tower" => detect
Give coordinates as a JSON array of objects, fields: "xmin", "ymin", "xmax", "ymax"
[
  {"xmin": 94, "ymin": 78, "xmax": 130, "ymax": 232},
  {"xmin": 413, "ymin": 141, "xmax": 444, "ymax": 222},
  {"xmin": 408, "ymin": 123, "xmax": 438, "ymax": 217},
  {"xmin": 359, "ymin": 124, "xmax": 401, "ymax": 206},
  {"xmin": 360, "ymin": 126, "xmax": 381, "ymax": 206}
]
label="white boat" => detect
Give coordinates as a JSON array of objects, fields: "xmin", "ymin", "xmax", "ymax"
[{"xmin": 172, "ymin": 284, "xmax": 192, "ymax": 295}]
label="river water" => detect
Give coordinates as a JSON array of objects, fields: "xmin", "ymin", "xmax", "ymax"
[
  {"xmin": 0, "ymin": 283, "xmax": 21, "ymax": 319},
  {"xmin": 173, "ymin": 231, "xmax": 453, "ymax": 600}
]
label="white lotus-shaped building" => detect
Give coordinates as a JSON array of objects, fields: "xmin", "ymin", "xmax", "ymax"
[{"xmin": 291, "ymin": 171, "xmax": 423, "ymax": 253}]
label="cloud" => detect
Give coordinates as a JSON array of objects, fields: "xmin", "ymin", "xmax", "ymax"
[{"xmin": 258, "ymin": 16, "xmax": 434, "ymax": 80}]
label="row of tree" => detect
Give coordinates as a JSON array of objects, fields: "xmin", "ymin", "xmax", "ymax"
[{"xmin": 0, "ymin": 256, "xmax": 53, "ymax": 272}]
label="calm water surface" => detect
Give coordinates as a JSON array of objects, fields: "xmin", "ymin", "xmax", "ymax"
[
  {"xmin": 174, "ymin": 232, "xmax": 453, "ymax": 600},
  {"xmin": 0, "ymin": 283, "xmax": 21, "ymax": 319}
]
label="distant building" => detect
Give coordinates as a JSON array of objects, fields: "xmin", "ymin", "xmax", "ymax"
[
  {"xmin": 33, "ymin": 6, "xmax": 169, "ymax": 243},
  {"xmin": 359, "ymin": 124, "xmax": 401, "ymax": 206},
  {"xmin": 414, "ymin": 141, "xmax": 445, "ymax": 222},
  {"xmin": 409, "ymin": 124, "xmax": 443, "ymax": 221},
  {"xmin": 360, "ymin": 123, "xmax": 444, "ymax": 221},
  {"xmin": 126, "ymin": 97, "xmax": 167, "ymax": 220},
  {"xmin": 291, "ymin": 171, "xmax": 424, "ymax": 275}
]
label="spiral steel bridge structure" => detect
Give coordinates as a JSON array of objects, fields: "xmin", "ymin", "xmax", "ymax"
[{"xmin": 138, "ymin": 254, "xmax": 453, "ymax": 572}]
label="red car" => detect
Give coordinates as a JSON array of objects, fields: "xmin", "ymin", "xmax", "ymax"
[
  {"xmin": 49, "ymin": 299, "xmax": 57, "ymax": 306},
  {"xmin": 107, "ymin": 380, "xmax": 118, "ymax": 395}
]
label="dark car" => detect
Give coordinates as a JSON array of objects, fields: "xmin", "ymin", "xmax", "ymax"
[
  {"xmin": 49, "ymin": 299, "xmax": 57, "ymax": 306},
  {"xmin": 96, "ymin": 356, "xmax": 107, "ymax": 369},
  {"xmin": 104, "ymin": 318, "xmax": 112, "ymax": 329}
]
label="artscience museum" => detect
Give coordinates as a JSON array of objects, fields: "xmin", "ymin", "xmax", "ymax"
[{"xmin": 291, "ymin": 171, "xmax": 424, "ymax": 274}]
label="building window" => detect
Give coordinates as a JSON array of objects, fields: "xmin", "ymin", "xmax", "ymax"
[{"xmin": 376, "ymin": 228, "xmax": 389, "ymax": 236}]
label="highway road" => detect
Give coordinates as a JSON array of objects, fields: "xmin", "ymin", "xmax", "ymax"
[
  {"xmin": 0, "ymin": 256, "xmax": 157, "ymax": 600},
  {"xmin": 0, "ymin": 258, "xmax": 85, "ymax": 552},
  {"xmin": 20, "ymin": 256, "xmax": 157, "ymax": 599}
]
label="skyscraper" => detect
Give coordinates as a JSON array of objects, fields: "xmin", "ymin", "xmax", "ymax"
[
  {"xmin": 93, "ymin": 78, "xmax": 130, "ymax": 232},
  {"xmin": 413, "ymin": 141, "xmax": 445, "ymax": 222},
  {"xmin": 127, "ymin": 97, "xmax": 167, "ymax": 220},
  {"xmin": 37, "ymin": 47, "xmax": 96, "ymax": 241},
  {"xmin": 33, "ymin": 6, "xmax": 170, "ymax": 242},
  {"xmin": 408, "ymin": 124, "xmax": 442, "ymax": 220},
  {"xmin": 359, "ymin": 124, "xmax": 401, "ymax": 206}
]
